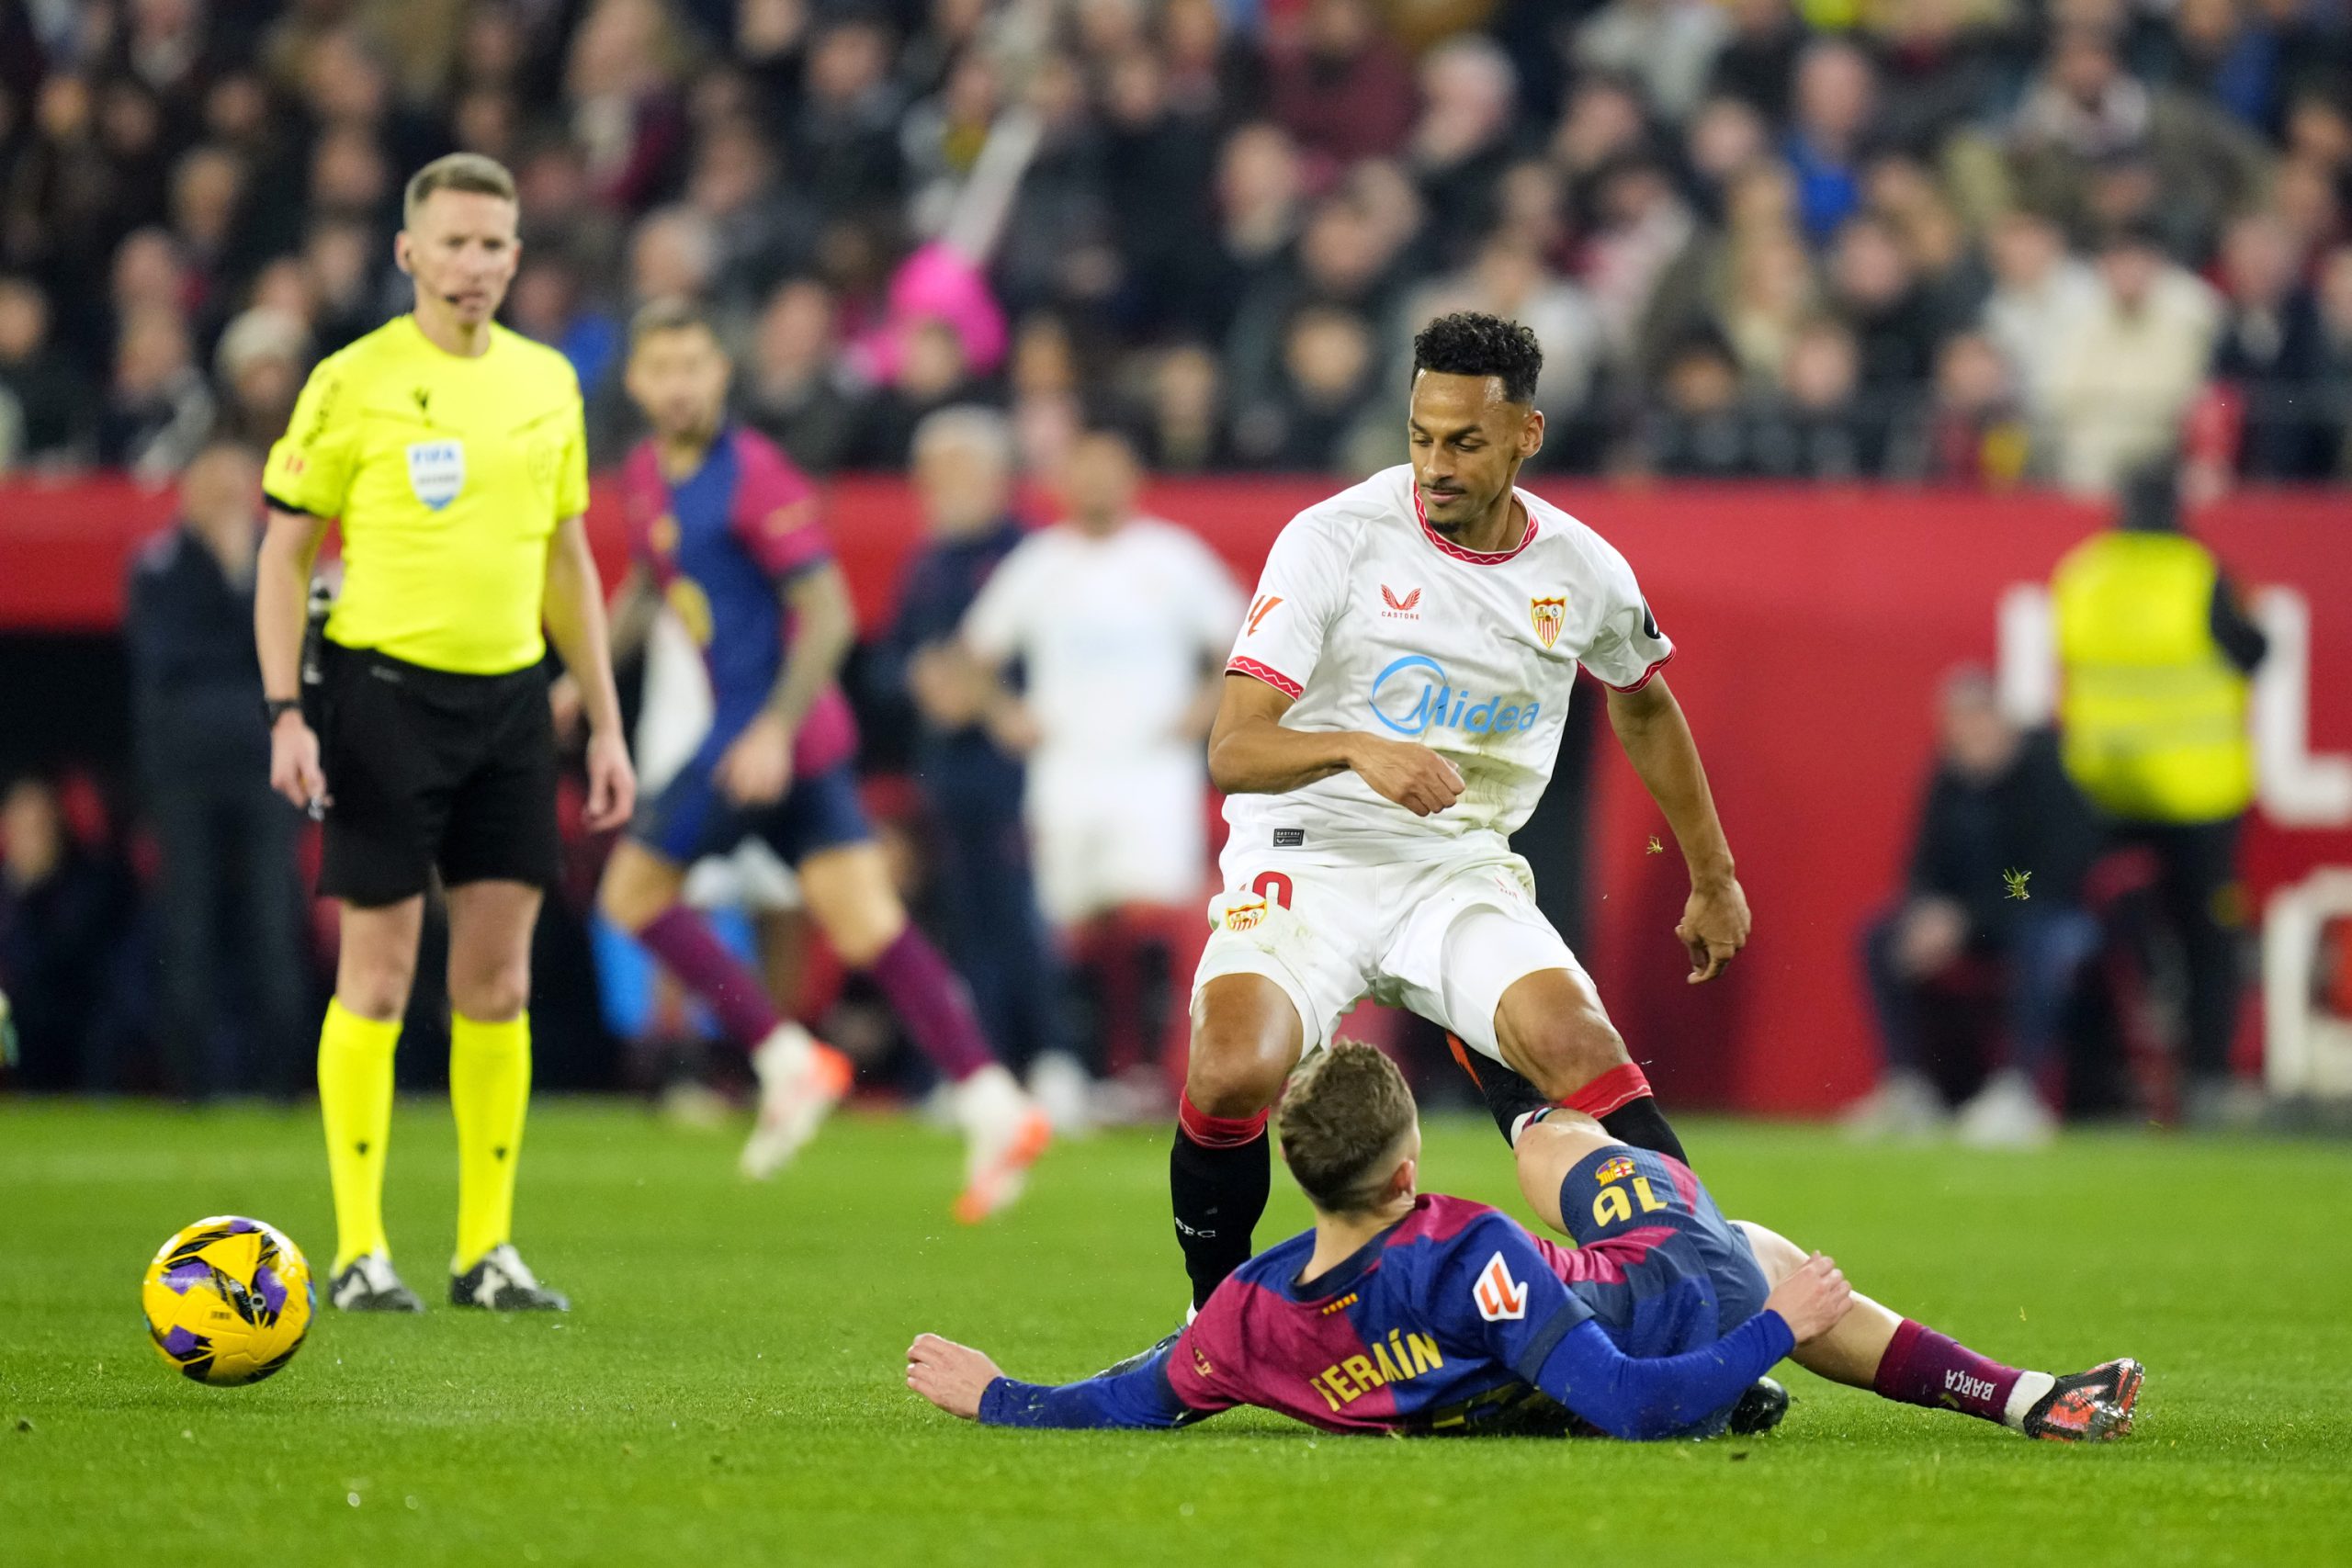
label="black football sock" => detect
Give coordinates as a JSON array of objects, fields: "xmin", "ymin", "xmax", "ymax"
[
  {"xmin": 1449, "ymin": 1037, "xmax": 1551, "ymax": 1145},
  {"xmin": 1170, "ymin": 1101, "xmax": 1272, "ymax": 1312},
  {"xmin": 1599, "ymin": 1095, "xmax": 1690, "ymax": 1168}
]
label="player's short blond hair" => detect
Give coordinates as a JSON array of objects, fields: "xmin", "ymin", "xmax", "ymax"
[
  {"xmin": 402, "ymin": 152, "xmax": 517, "ymax": 228},
  {"xmin": 1277, "ymin": 1042, "xmax": 1418, "ymax": 1215}
]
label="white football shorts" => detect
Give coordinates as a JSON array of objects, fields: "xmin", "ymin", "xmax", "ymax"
[
  {"xmin": 1026, "ymin": 750, "xmax": 1209, "ymax": 928},
  {"xmin": 1190, "ymin": 836, "xmax": 1584, "ymax": 1061}
]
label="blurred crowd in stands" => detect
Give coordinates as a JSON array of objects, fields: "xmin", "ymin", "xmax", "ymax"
[{"xmin": 0, "ymin": 0, "xmax": 2348, "ymax": 495}]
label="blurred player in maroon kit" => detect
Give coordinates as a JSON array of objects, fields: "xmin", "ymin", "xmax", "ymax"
[{"xmin": 586, "ymin": 299, "xmax": 1048, "ymax": 1221}]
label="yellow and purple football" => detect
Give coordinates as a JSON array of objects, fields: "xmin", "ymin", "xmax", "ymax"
[{"xmin": 141, "ymin": 1217, "xmax": 314, "ymax": 1386}]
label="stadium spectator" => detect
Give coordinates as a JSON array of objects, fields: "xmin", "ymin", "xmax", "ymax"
[
  {"xmin": 876, "ymin": 406, "xmax": 1065, "ymax": 1098},
  {"xmin": 1243, "ymin": 302, "xmax": 1381, "ymax": 472},
  {"xmin": 1872, "ymin": 0, "xmax": 2010, "ymax": 157},
  {"xmin": 1783, "ymin": 39, "xmax": 1876, "ymax": 244},
  {"xmin": 2051, "ymin": 468, "xmax": 2269, "ymax": 1128},
  {"xmin": 1140, "ymin": 341, "xmax": 1236, "ymax": 475},
  {"xmin": 1266, "ymin": 0, "xmax": 1417, "ymax": 174},
  {"xmin": 683, "ymin": 113, "xmax": 820, "ymax": 314},
  {"xmin": 0, "ymin": 773, "xmax": 141, "ymax": 1093},
  {"xmin": 506, "ymin": 250, "xmax": 623, "ymax": 398},
  {"xmin": 0, "ymin": 0, "xmax": 2336, "ymax": 498},
  {"xmin": 790, "ymin": 15, "xmax": 907, "ymax": 225},
  {"xmin": 2317, "ymin": 245, "xmax": 2352, "ymax": 478},
  {"xmin": 564, "ymin": 0, "xmax": 690, "ymax": 215},
  {"xmin": 1099, "ymin": 46, "xmax": 1221, "ymax": 340},
  {"xmin": 1754, "ymin": 314, "xmax": 1892, "ymax": 479},
  {"xmin": 210, "ymin": 307, "xmax": 311, "ymax": 449},
  {"xmin": 96, "ymin": 304, "xmax": 214, "ymax": 481},
  {"xmin": 740, "ymin": 277, "xmax": 859, "ymax": 476},
  {"xmin": 1980, "ymin": 209, "xmax": 2101, "ymax": 431},
  {"xmin": 124, "ymin": 442, "xmax": 311, "ymax": 1101},
  {"xmin": 853, "ymin": 315, "xmax": 989, "ymax": 471},
  {"xmin": 1640, "ymin": 330, "xmax": 1760, "ymax": 478},
  {"xmin": 1226, "ymin": 194, "xmax": 1405, "ymax": 444},
  {"xmin": 0, "ymin": 276, "xmax": 95, "ymax": 465},
  {"xmin": 1846, "ymin": 668, "xmax": 2103, "ymax": 1147},
  {"xmin": 1714, "ymin": 222, "xmax": 1818, "ymax": 388},
  {"xmin": 2045, "ymin": 223, "xmax": 2222, "ymax": 493},
  {"xmin": 1897, "ymin": 330, "xmax": 2034, "ymax": 487},
  {"xmin": 2209, "ymin": 210, "xmax": 2332, "ymax": 479},
  {"xmin": 1405, "ymin": 36, "xmax": 1521, "ymax": 250},
  {"xmin": 1709, "ymin": 0, "xmax": 1806, "ymax": 122},
  {"xmin": 2007, "ymin": 26, "xmax": 2270, "ymax": 263},
  {"xmin": 1201, "ymin": 123, "xmax": 1307, "ymax": 344},
  {"xmin": 1574, "ymin": 0, "xmax": 1729, "ymax": 127},
  {"xmin": 1548, "ymin": 74, "xmax": 1652, "ymax": 196},
  {"xmin": 1584, "ymin": 156, "xmax": 1702, "ymax": 371},
  {"xmin": 1826, "ymin": 212, "xmax": 1939, "ymax": 393}
]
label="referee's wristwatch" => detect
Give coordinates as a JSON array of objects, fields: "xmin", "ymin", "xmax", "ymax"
[{"xmin": 264, "ymin": 696, "xmax": 304, "ymax": 728}]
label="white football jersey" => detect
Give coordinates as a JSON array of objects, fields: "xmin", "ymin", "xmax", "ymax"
[
  {"xmin": 964, "ymin": 515, "xmax": 1245, "ymax": 767},
  {"xmin": 1224, "ymin": 465, "xmax": 1671, "ymax": 859}
]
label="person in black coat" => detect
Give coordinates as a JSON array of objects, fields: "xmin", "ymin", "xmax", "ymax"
[
  {"xmin": 0, "ymin": 774, "xmax": 141, "ymax": 1090},
  {"xmin": 1848, "ymin": 668, "xmax": 2106, "ymax": 1145},
  {"xmin": 125, "ymin": 441, "xmax": 312, "ymax": 1100},
  {"xmin": 867, "ymin": 408, "xmax": 1061, "ymax": 1084}
]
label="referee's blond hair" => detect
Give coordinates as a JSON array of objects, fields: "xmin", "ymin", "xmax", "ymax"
[{"xmin": 403, "ymin": 152, "xmax": 517, "ymax": 228}]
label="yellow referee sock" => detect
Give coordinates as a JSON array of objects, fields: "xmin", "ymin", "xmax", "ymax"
[
  {"xmin": 318, "ymin": 998, "xmax": 401, "ymax": 1274},
  {"xmin": 450, "ymin": 1010, "xmax": 532, "ymax": 1273}
]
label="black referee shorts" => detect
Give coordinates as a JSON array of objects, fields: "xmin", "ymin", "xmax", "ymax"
[{"xmin": 314, "ymin": 641, "xmax": 560, "ymax": 908}]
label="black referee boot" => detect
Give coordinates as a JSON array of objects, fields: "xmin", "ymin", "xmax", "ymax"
[{"xmin": 450, "ymin": 1244, "xmax": 570, "ymax": 1311}]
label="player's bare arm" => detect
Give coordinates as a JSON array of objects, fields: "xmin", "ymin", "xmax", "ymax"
[
  {"xmin": 716, "ymin": 552, "xmax": 855, "ymax": 808},
  {"xmin": 542, "ymin": 513, "xmax": 636, "ymax": 831},
  {"xmin": 1208, "ymin": 671, "xmax": 1464, "ymax": 816},
  {"xmin": 256, "ymin": 504, "xmax": 333, "ymax": 811},
  {"xmin": 1605, "ymin": 676, "xmax": 1750, "ymax": 982},
  {"xmin": 553, "ymin": 562, "xmax": 659, "ymax": 740}
]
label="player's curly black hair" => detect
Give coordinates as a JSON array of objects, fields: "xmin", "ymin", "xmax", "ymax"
[{"xmin": 1410, "ymin": 311, "xmax": 1544, "ymax": 405}]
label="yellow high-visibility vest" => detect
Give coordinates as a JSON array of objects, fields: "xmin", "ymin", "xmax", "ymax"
[{"xmin": 2052, "ymin": 532, "xmax": 2255, "ymax": 823}]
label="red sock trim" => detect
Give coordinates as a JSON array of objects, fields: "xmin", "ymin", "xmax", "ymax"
[
  {"xmin": 1558, "ymin": 1063, "xmax": 1653, "ymax": 1121},
  {"xmin": 1872, "ymin": 1317, "xmax": 1928, "ymax": 1399},
  {"xmin": 1178, "ymin": 1094, "xmax": 1270, "ymax": 1148}
]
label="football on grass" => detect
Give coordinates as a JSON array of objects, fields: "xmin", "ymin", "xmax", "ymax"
[{"xmin": 142, "ymin": 1217, "xmax": 314, "ymax": 1386}]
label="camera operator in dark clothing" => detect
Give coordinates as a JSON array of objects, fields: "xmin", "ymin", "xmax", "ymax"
[
  {"xmin": 125, "ymin": 440, "xmax": 312, "ymax": 1100},
  {"xmin": 1847, "ymin": 668, "xmax": 2105, "ymax": 1146}
]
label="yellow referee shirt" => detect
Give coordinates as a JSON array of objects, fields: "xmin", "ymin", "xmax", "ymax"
[{"xmin": 264, "ymin": 315, "xmax": 590, "ymax": 675}]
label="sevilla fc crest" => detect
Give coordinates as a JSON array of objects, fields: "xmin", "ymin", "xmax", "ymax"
[{"xmin": 1530, "ymin": 595, "xmax": 1566, "ymax": 649}]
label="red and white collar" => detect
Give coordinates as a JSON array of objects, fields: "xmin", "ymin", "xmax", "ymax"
[{"xmin": 1411, "ymin": 482, "xmax": 1538, "ymax": 565}]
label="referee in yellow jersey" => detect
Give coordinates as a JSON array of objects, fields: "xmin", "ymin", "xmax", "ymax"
[{"xmin": 255, "ymin": 153, "xmax": 634, "ymax": 1313}]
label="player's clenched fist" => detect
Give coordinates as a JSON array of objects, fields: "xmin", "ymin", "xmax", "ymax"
[
  {"xmin": 1348, "ymin": 735, "xmax": 1465, "ymax": 817},
  {"xmin": 906, "ymin": 1333, "xmax": 1003, "ymax": 1420},
  {"xmin": 1764, "ymin": 1252, "xmax": 1852, "ymax": 1342}
]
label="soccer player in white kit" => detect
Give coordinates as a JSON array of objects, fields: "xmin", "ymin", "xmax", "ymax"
[{"xmin": 1171, "ymin": 312, "xmax": 1753, "ymax": 1309}]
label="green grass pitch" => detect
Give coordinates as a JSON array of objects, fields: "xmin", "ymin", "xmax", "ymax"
[{"xmin": 3, "ymin": 1099, "xmax": 2349, "ymax": 1567}]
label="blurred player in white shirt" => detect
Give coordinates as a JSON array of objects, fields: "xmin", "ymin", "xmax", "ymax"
[
  {"xmin": 960, "ymin": 426, "xmax": 1245, "ymax": 1096},
  {"xmin": 962, "ymin": 428, "xmax": 1245, "ymax": 926},
  {"xmin": 1170, "ymin": 311, "xmax": 1753, "ymax": 1310}
]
